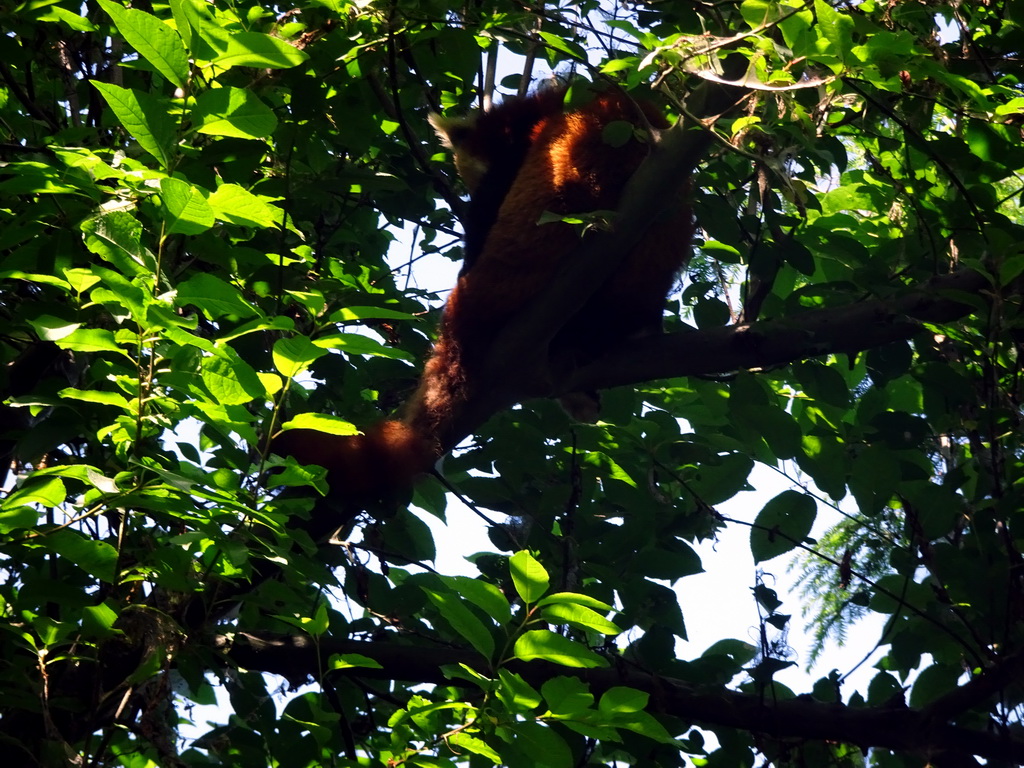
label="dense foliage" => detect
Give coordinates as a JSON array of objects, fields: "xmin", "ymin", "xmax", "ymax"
[{"xmin": 2, "ymin": 0, "xmax": 1024, "ymax": 765}]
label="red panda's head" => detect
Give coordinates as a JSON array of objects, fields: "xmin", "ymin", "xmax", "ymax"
[{"xmin": 428, "ymin": 88, "xmax": 567, "ymax": 193}]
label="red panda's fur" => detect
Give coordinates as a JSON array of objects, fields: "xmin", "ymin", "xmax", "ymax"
[
  {"xmin": 274, "ymin": 89, "xmax": 692, "ymax": 510},
  {"xmin": 271, "ymin": 420, "xmax": 433, "ymax": 508}
]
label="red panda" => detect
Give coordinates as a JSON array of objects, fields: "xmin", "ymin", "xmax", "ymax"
[
  {"xmin": 273, "ymin": 88, "xmax": 693, "ymax": 512},
  {"xmin": 271, "ymin": 420, "xmax": 433, "ymax": 509}
]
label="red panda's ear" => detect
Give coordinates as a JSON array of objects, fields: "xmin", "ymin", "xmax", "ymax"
[
  {"xmin": 428, "ymin": 112, "xmax": 476, "ymax": 147},
  {"xmin": 430, "ymin": 111, "xmax": 488, "ymax": 193}
]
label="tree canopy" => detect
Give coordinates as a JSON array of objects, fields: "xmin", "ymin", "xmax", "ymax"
[{"xmin": 2, "ymin": 0, "xmax": 1024, "ymax": 766}]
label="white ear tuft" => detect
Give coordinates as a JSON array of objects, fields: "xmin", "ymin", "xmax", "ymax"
[{"xmin": 428, "ymin": 112, "xmax": 477, "ymax": 148}]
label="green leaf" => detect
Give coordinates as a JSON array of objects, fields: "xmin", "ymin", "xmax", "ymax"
[
  {"xmin": 558, "ymin": 716, "xmax": 620, "ymax": 741},
  {"xmin": 30, "ymin": 466, "xmax": 118, "ymax": 494},
  {"xmin": 2, "ymin": 478, "xmax": 67, "ymax": 509},
  {"xmin": 748, "ymin": 403, "xmax": 802, "ymax": 460},
  {"xmin": 537, "ymin": 31, "xmax": 587, "ymax": 62},
  {"xmin": 193, "ymin": 87, "xmax": 278, "ymax": 139},
  {"xmin": 541, "ymin": 676, "xmax": 593, "ymax": 715},
  {"xmin": 82, "ymin": 603, "xmax": 121, "ymax": 638},
  {"xmin": 56, "ymin": 328, "xmax": 128, "ymax": 357},
  {"xmin": 0, "ymin": 162, "xmax": 97, "ymax": 197},
  {"xmin": 781, "ymin": 239, "xmax": 815, "ymax": 275},
  {"xmin": 509, "ymin": 720, "xmax": 573, "ymax": 768},
  {"xmin": 273, "ymin": 335, "xmax": 328, "ymax": 378},
  {"xmin": 750, "ymin": 490, "xmax": 816, "ymax": 564},
  {"xmin": 307, "ymin": 603, "xmax": 329, "ymax": 636},
  {"xmin": 601, "ymin": 119, "xmax": 635, "ymax": 148},
  {"xmin": 509, "ymin": 551, "xmax": 549, "ymax": 604},
  {"xmin": 328, "ymin": 653, "xmax": 384, "ymax": 670},
  {"xmin": 423, "ymin": 588, "xmax": 495, "ymax": 658},
  {"xmin": 201, "ymin": 355, "xmax": 265, "ymax": 405},
  {"xmin": 701, "ymin": 240, "xmax": 742, "ymax": 263},
  {"xmin": 59, "ymin": 388, "xmax": 133, "ymax": 410},
  {"xmin": 331, "ymin": 306, "xmax": 417, "ymax": 322},
  {"xmin": 739, "ymin": 0, "xmax": 775, "ymax": 30},
  {"xmin": 176, "ymin": 273, "xmax": 259, "ymax": 320},
  {"xmin": 313, "ymin": 333, "xmax": 413, "ymax": 360},
  {"xmin": 536, "ymin": 592, "xmax": 613, "ymax": 612},
  {"xmin": 44, "ymin": 530, "xmax": 118, "ymax": 583},
  {"xmin": 92, "ymin": 82, "xmax": 175, "ymax": 168},
  {"xmin": 0, "ymin": 271, "xmax": 71, "ymax": 291},
  {"xmin": 167, "ymin": 0, "xmax": 194, "ymax": 49},
  {"xmin": 866, "ymin": 341, "xmax": 912, "ymax": 388},
  {"xmin": 441, "ymin": 575, "xmax": 512, "ymax": 625},
  {"xmin": 539, "ymin": 602, "xmax": 620, "ymax": 636},
  {"xmin": 598, "ymin": 686, "xmax": 648, "ymax": 715},
  {"xmin": 90, "ymin": 265, "xmax": 150, "ymax": 319},
  {"xmin": 513, "ymin": 630, "xmax": 608, "ymax": 668},
  {"xmin": 38, "ymin": 6, "xmax": 99, "ymax": 31},
  {"xmin": 909, "ymin": 663, "xmax": 961, "ymax": 708},
  {"xmin": 381, "ymin": 509, "xmax": 436, "ymax": 564},
  {"xmin": 0, "ymin": 507, "xmax": 40, "ymax": 534},
  {"xmin": 26, "ymin": 315, "xmax": 80, "ymax": 341},
  {"xmin": 64, "ymin": 268, "xmax": 102, "ymax": 293},
  {"xmin": 280, "ymin": 414, "xmax": 359, "ymax": 436},
  {"xmin": 82, "ymin": 210, "xmax": 151, "ymax": 276},
  {"xmin": 869, "ymin": 575, "xmax": 932, "ymax": 615},
  {"xmin": 813, "ymin": 0, "xmax": 855, "ymax": 68},
  {"xmin": 447, "ymin": 732, "xmax": 501, "ymax": 764},
  {"xmin": 793, "ymin": 362, "xmax": 850, "ymax": 409},
  {"xmin": 159, "ymin": 177, "xmax": 215, "ymax": 235},
  {"xmin": 97, "ymin": 0, "xmax": 189, "ymax": 87},
  {"xmin": 210, "ymin": 31, "xmax": 310, "ymax": 70},
  {"xmin": 207, "ymin": 184, "xmax": 281, "ymax": 228},
  {"xmin": 795, "ymin": 434, "xmax": 847, "ymax": 501},
  {"xmin": 496, "ymin": 669, "xmax": 542, "ymax": 712},
  {"xmin": 609, "ymin": 711, "xmax": 678, "ymax": 744},
  {"xmin": 867, "ymin": 670, "xmax": 903, "ymax": 705}
]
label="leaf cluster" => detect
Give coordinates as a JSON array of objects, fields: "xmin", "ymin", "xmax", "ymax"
[{"xmin": 2, "ymin": 0, "xmax": 1024, "ymax": 766}]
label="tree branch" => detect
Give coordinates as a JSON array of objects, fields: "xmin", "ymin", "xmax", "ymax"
[
  {"xmin": 564, "ymin": 268, "xmax": 991, "ymax": 393},
  {"xmin": 439, "ymin": 267, "xmax": 990, "ymax": 455},
  {"xmin": 221, "ymin": 632, "xmax": 1024, "ymax": 764}
]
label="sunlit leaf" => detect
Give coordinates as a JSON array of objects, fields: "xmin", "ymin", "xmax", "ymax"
[
  {"xmin": 193, "ymin": 87, "xmax": 278, "ymax": 139},
  {"xmin": 97, "ymin": 0, "xmax": 189, "ymax": 87},
  {"xmin": 92, "ymin": 82, "xmax": 175, "ymax": 168},
  {"xmin": 159, "ymin": 177, "xmax": 215, "ymax": 235},
  {"xmin": 509, "ymin": 551, "xmax": 549, "ymax": 604},
  {"xmin": 513, "ymin": 630, "xmax": 607, "ymax": 668}
]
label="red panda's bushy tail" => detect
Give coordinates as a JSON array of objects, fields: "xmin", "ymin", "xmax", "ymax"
[
  {"xmin": 272, "ymin": 420, "xmax": 435, "ymax": 507},
  {"xmin": 270, "ymin": 336, "xmax": 463, "ymax": 510}
]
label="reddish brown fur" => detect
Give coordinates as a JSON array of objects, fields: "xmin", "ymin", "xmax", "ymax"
[
  {"xmin": 272, "ymin": 421, "xmax": 433, "ymax": 507},
  {"xmin": 462, "ymin": 95, "xmax": 686, "ymax": 337},
  {"xmin": 274, "ymin": 90, "xmax": 692, "ymax": 507}
]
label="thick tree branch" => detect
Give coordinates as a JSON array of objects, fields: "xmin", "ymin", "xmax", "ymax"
[
  {"xmin": 922, "ymin": 648, "xmax": 1024, "ymax": 723},
  {"xmin": 564, "ymin": 268, "xmax": 991, "ymax": 393},
  {"xmin": 220, "ymin": 632, "xmax": 1024, "ymax": 764},
  {"xmin": 440, "ymin": 267, "xmax": 990, "ymax": 455}
]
